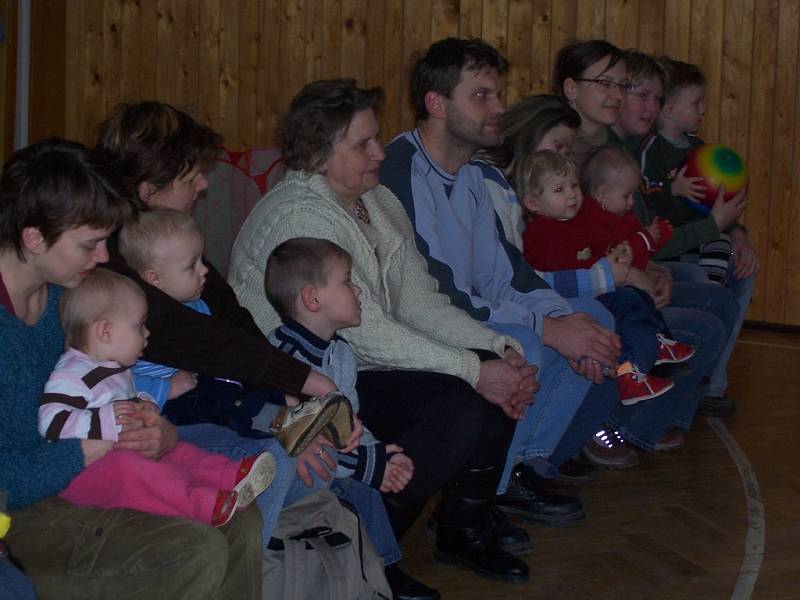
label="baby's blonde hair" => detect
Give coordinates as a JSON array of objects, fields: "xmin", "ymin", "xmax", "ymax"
[
  {"xmin": 59, "ymin": 268, "xmax": 145, "ymax": 352},
  {"xmin": 118, "ymin": 207, "xmax": 202, "ymax": 273},
  {"xmin": 580, "ymin": 145, "xmax": 640, "ymax": 197},
  {"xmin": 513, "ymin": 149, "xmax": 577, "ymax": 205}
]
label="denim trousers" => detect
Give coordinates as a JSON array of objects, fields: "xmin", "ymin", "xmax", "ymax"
[
  {"xmin": 607, "ymin": 300, "xmax": 729, "ymax": 447},
  {"xmin": 489, "ymin": 297, "xmax": 615, "ymax": 490},
  {"xmin": 178, "ymin": 424, "xmax": 401, "ymax": 565},
  {"xmin": 0, "ymin": 556, "xmax": 36, "ymax": 600},
  {"xmin": 664, "ymin": 260, "xmax": 754, "ymax": 397},
  {"xmin": 597, "ymin": 286, "xmax": 667, "ymax": 372}
]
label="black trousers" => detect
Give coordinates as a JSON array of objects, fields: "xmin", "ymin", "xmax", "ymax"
[{"xmin": 356, "ymin": 370, "xmax": 515, "ymax": 508}]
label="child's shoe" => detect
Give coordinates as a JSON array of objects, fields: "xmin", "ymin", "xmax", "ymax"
[
  {"xmin": 654, "ymin": 334, "xmax": 695, "ymax": 365},
  {"xmin": 322, "ymin": 393, "xmax": 355, "ymax": 449},
  {"xmin": 211, "ymin": 490, "xmax": 238, "ymax": 527},
  {"xmin": 617, "ymin": 362, "xmax": 674, "ymax": 405},
  {"xmin": 270, "ymin": 391, "xmax": 348, "ymax": 456},
  {"xmin": 234, "ymin": 452, "xmax": 277, "ymax": 508}
]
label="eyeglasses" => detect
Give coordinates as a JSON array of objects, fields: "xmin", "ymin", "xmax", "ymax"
[{"xmin": 575, "ymin": 78, "xmax": 634, "ymax": 93}]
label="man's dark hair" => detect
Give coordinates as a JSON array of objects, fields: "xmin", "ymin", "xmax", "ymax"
[
  {"xmin": 410, "ymin": 37, "xmax": 509, "ymax": 122},
  {"xmin": 0, "ymin": 138, "xmax": 136, "ymax": 259}
]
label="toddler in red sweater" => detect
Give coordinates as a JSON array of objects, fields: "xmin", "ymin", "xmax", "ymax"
[{"xmin": 518, "ymin": 149, "xmax": 693, "ymax": 405}]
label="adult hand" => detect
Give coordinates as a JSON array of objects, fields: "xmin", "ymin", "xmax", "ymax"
[
  {"xmin": 295, "ymin": 434, "xmax": 336, "ymax": 487},
  {"xmin": 114, "ymin": 407, "xmax": 177, "ymax": 460},
  {"xmin": 671, "ymin": 166, "xmax": 705, "ymax": 201},
  {"xmin": 379, "ymin": 445, "xmax": 414, "ymax": 494},
  {"xmin": 626, "ymin": 267, "xmax": 658, "ymax": 301},
  {"xmin": 476, "ymin": 358, "xmax": 527, "ymax": 419},
  {"xmin": 542, "ymin": 313, "xmax": 621, "ymax": 380},
  {"xmin": 710, "ymin": 185, "xmax": 746, "ymax": 231},
  {"xmin": 81, "ymin": 439, "xmax": 114, "ymax": 467},
  {"xmin": 301, "ymin": 370, "xmax": 337, "ymax": 398},
  {"xmin": 334, "ymin": 413, "xmax": 365, "ymax": 454},
  {"xmin": 167, "ymin": 370, "xmax": 198, "ymax": 400},
  {"xmin": 730, "ymin": 228, "xmax": 760, "ymax": 280},
  {"xmin": 503, "ymin": 348, "xmax": 538, "ymax": 414},
  {"xmin": 646, "ymin": 261, "xmax": 673, "ymax": 309}
]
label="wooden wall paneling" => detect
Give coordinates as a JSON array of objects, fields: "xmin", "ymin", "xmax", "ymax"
[
  {"xmin": 258, "ymin": 0, "xmax": 281, "ymax": 146},
  {"xmin": 2, "ymin": 0, "xmax": 16, "ymax": 158},
  {"xmin": 400, "ymin": 0, "xmax": 432, "ymax": 130},
  {"xmin": 321, "ymin": 0, "xmax": 343, "ymax": 79},
  {"xmin": 605, "ymin": 0, "xmax": 641, "ymax": 50},
  {"xmin": 481, "ymin": 0, "xmax": 509, "ymax": 60},
  {"xmin": 458, "ymin": 0, "xmax": 483, "ymax": 39},
  {"xmin": 197, "ymin": 0, "xmax": 221, "ymax": 134},
  {"xmin": 663, "ymin": 0, "xmax": 691, "ymax": 61},
  {"xmin": 575, "ymin": 0, "xmax": 605, "ymax": 42},
  {"xmin": 529, "ymin": 0, "xmax": 553, "ymax": 94},
  {"xmin": 742, "ymin": 0, "xmax": 776, "ymax": 321},
  {"xmin": 363, "ymin": 0, "xmax": 385, "ymax": 88},
  {"xmin": 637, "ymin": 0, "xmax": 666, "ymax": 55},
  {"xmin": 380, "ymin": 0, "xmax": 403, "ymax": 141},
  {"xmin": 155, "ymin": 1, "xmax": 179, "ymax": 107},
  {"xmin": 237, "ymin": 0, "xmax": 261, "ymax": 148},
  {"xmin": 431, "ymin": 0, "xmax": 460, "ymax": 41},
  {"xmin": 64, "ymin": 0, "xmax": 81, "ymax": 140},
  {"xmin": 101, "ymin": 1, "xmax": 121, "ymax": 116},
  {"xmin": 341, "ymin": 0, "xmax": 367, "ymax": 83},
  {"xmin": 180, "ymin": 1, "xmax": 200, "ymax": 117},
  {"xmin": 506, "ymin": 0, "xmax": 534, "ymax": 105},
  {"xmin": 785, "ymin": 22, "xmax": 800, "ymax": 326},
  {"xmin": 80, "ymin": 1, "xmax": 105, "ymax": 146},
  {"xmin": 303, "ymin": 0, "xmax": 322, "ymax": 85},
  {"xmin": 765, "ymin": 0, "xmax": 800, "ymax": 324},
  {"xmin": 690, "ymin": 0, "xmax": 724, "ymax": 142},
  {"xmin": 549, "ymin": 0, "xmax": 578, "ymax": 64},
  {"xmin": 119, "ymin": 0, "xmax": 153, "ymax": 104},
  {"xmin": 30, "ymin": 0, "xmax": 66, "ymax": 142},
  {"xmin": 217, "ymin": 0, "xmax": 240, "ymax": 144}
]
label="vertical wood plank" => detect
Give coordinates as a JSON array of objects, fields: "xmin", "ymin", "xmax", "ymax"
[
  {"xmin": 550, "ymin": 0, "xmax": 578, "ymax": 63},
  {"xmin": 765, "ymin": 0, "xmax": 800, "ymax": 323},
  {"xmin": 341, "ymin": 0, "xmax": 367, "ymax": 83},
  {"xmin": 64, "ymin": 0, "xmax": 83, "ymax": 140},
  {"xmin": 481, "ymin": 0, "xmax": 509, "ymax": 58},
  {"xmin": 321, "ymin": 0, "xmax": 343, "ymax": 78},
  {"xmin": 303, "ymin": 0, "xmax": 323, "ymax": 84},
  {"xmin": 785, "ymin": 15, "xmax": 800, "ymax": 325},
  {"xmin": 690, "ymin": 0, "xmax": 724, "ymax": 141},
  {"xmin": 217, "ymin": 0, "xmax": 240, "ymax": 144},
  {"xmin": 576, "ymin": 0, "xmax": 606, "ymax": 41},
  {"xmin": 744, "ymin": 0, "xmax": 778, "ymax": 321},
  {"xmin": 381, "ymin": 0, "xmax": 404, "ymax": 140},
  {"xmin": 605, "ymin": 0, "xmax": 640, "ymax": 49},
  {"xmin": 431, "ymin": 0, "xmax": 459, "ymax": 41},
  {"xmin": 401, "ymin": 0, "xmax": 432, "ymax": 129},
  {"xmin": 530, "ymin": 0, "xmax": 552, "ymax": 93},
  {"xmin": 459, "ymin": 0, "xmax": 483, "ymax": 38},
  {"xmin": 258, "ymin": 0, "xmax": 281, "ymax": 145},
  {"xmin": 364, "ymin": 0, "xmax": 385, "ymax": 88},
  {"xmin": 637, "ymin": 0, "xmax": 666, "ymax": 55},
  {"xmin": 197, "ymin": 0, "xmax": 220, "ymax": 133},
  {"xmin": 238, "ymin": 0, "xmax": 261, "ymax": 148},
  {"xmin": 663, "ymin": 0, "xmax": 691, "ymax": 60},
  {"xmin": 507, "ymin": 0, "xmax": 534, "ymax": 103},
  {"xmin": 155, "ymin": 0, "xmax": 178, "ymax": 106},
  {"xmin": 101, "ymin": 1, "xmax": 121, "ymax": 116},
  {"xmin": 81, "ymin": 1, "xmax": 105, "ymax": 145}
]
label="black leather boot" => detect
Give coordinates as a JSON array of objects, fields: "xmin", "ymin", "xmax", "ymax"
[
  {"xmin": 435, "ymin": 467, "xmax": 530, "ymax": 583},
  {"xmin": 495, "ymin": 463, "xmax": 585, "ymax": 526}
]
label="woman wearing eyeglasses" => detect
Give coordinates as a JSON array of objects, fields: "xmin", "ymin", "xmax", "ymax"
[{"xmin": 553, "ymin": 40, "xmax": 631, "ymax": 169}]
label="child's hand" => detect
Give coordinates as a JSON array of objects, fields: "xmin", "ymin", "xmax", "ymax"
[
  {"xmin": 645, "ymin": 217, "xmax": 671, "ymax": 244},
  {"xmin": 710, "ymin": 184, "xmax": 747, "ymax": 231},
  {"xmin": 167, "ymin": 370, "xmax": 198, "ymax": 400},
  {"xmin": 671, "ymin": 165, "xmax": 705, "ymax": 200},
  {"xmin": 379, "ymin": 444, "xmax": 414, "ymax": 493},
  {"xmin": 336, "ymin": 413, "xmax": 364, "ymax": 454},
  {"xmin": 608, "ymin": 241, "xmax": 633, "ymax": 265},
  {"xmin": 80, "ymin": 439, "xmax": 114, "ymax": 467},
  {"xmin": 606, "ymin": 243, "xmax": 632, "ymax": 285}
]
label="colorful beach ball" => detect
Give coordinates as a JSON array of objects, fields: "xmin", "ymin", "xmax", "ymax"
[{"xmin": 683, "ymin": 144, "xmax": 748, "ymax": 209}]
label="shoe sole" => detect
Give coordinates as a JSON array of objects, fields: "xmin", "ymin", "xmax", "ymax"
[
  {"xmin": 493, "ymin": 505, "xmax": 586, "ymax": 527},
  {"xmin": 582, "ymin": 446, "xmax": 640, "ymax": 469},
  {"xmin": 620, "ymin": 379, "xmax": 676, "ymax": 406},
  {"xmin": 654, "ymin": 348, "xmax": 696, "ymax": 365},
  {"xmin": 279, "ymin": 401, "xmax": 343, "ymax": 457},
  {"xmin": 433, "ymin": 550, "xmax": 529, "ymax": 584},
  {"xmin": 235, "ymin": 453, "xmax": 277, "ymax": 508}
]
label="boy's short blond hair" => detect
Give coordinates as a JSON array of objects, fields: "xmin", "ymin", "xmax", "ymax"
[
  {"xmin": 623, "ymin": 49, "xmax": 665, "ymax": 88},
  {"xmin": 118, "ymin": 207, "xmax": 202, "ymax": 272},
  {"xmin": 60, "ymin": 268, "xmax": 145, "ymax": 352},
  {"xmin": 265, "ymin": 237, "xmax": 351, "ymax": 321},
  {"xmin": 658, "ymin": 56, "xmax": 706, "ymax": 103},
  {"xmin": 580, "ymin": 146, "xmax": 640, "ymax": 196},
  {"xmin": 512, "ymin": 149, "xmax": 577, "ymax": 201}
]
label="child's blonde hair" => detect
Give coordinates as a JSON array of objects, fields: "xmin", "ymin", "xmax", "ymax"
[
  {"xmin": 580, "ymin": 145, "xmax": 640, "ymax": 197},
  {"xmin": 513, "ymin": 150, "xmax": 577, "ymax": 215},
  {"xmin": 118, "ymin": 207, "xmax": 202, "ymax": 272},
  {"xmin": 59, "ymin": 268, "xmax": 145, "ymax": 352}
]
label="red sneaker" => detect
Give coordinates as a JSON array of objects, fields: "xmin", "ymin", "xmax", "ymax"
[
  {"xmin": 654, "ymin": 334, "xmax": 695, "ymax": 365},
  {"xmin": 234, "ymin": 453, "xmax": 276, "ymax": 508},
  {"xmin": 617, "ymin": 362, "xmax": 674, "ymax": 405},
  {"xmin": 211, "ymin": 490, "xmax": 238, "ymax": 527}
]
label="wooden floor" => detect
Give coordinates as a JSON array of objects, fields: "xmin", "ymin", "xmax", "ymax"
[{"xmin": 401, "ymin": 328, "xmax": 800, "ymax": 600}]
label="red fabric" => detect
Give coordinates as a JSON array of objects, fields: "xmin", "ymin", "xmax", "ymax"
[
  {"xmin": 0, "ymin": 272, "xmax": 14, "ymax": 316},
  {"xmin": 522, "ymin": 196, "xmax": 672, "ymax": 271}
]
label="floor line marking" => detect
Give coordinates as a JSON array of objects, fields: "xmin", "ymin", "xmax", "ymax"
[{"xmin": 706, "ymin": 417, "xmax": 765, "ymax": 600}]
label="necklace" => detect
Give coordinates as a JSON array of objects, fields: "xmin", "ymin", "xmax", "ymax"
[{"xmin": 353, "ymin": 197, "xmax": 370, "ymax": 224}]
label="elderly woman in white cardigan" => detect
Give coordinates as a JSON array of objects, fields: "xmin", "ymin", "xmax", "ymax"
[{"xmin": 229, "ymin": 79, "xmax": 536, "ymax": 597}]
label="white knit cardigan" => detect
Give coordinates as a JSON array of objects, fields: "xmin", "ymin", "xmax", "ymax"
[{"xmin": 228, "ymin": 170, "xmax": 522, "ymax": 388}]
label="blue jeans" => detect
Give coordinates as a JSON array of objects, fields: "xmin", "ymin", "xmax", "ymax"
[
  {"xmin": 597, "ymin": 287, "xmax": 666, "ymax": 372},
  {"xmin": 331, "ymin": 478, "xmax": 401, "ymax": 566},
  {"xmin": 489, "ymin": 297, "xmax": 610, "ymax": 491},
  {"xmin": 0, "ymin": 557, "xmax": 36, "ymax": 600},
  {"xmin": 177, "ymin": 424, "xmax": 326, "ymax": 547},
  {"xmin": 608, "ymin": 301, "xmax": 729, "ymax": 447},
  {"xmin": 664, "ymin": 260, "xmax": 754, "ymax": 397}
]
